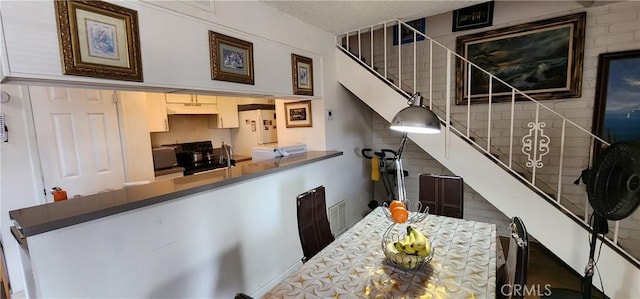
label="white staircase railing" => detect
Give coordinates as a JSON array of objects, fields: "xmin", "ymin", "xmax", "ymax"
[{"xmin": 336, "ymin": 19, "xmax": 639, "ymax": 266}]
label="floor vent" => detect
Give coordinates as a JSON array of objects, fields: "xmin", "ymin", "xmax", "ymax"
[{"xmin": 329, "ymin": 200, "xmax": 347, "ymax": 235}]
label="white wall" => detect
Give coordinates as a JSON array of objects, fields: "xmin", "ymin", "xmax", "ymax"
[
  {"xmin": 0, "ymin": 84, "xmax": 46, "ymax": 296},
  {"xmin": 1, "ymin": 1, "xmax": 326, "ymax": 97},
  {"xmin": 0, "ymin": 0, "xmax": 374, "ymax": 295}
]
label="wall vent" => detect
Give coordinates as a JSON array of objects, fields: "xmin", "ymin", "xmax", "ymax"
[{"xmin": 329, "ymin": 200, "xmax": 347, "ymax": 235}]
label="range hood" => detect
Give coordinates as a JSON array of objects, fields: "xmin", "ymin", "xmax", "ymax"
[{"xmin": 166, "ymin": 103, "xmax": 219, "ymax": 115}]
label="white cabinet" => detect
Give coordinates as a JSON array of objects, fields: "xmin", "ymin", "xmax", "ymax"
[
  {"xmin": 146, "ymin": 93, "xmax": 169, "ymax": 132},
  {"xmin": 236, "ymin": 98, "xmax": 275, "ymax": 105},
  {"xmin": 164, "ymin": 94, "xmax": 218, "ymax": 114},
  {"xmin": 165, "ymin": 94, "xmax": 218, "ymax": 104},
  {"xmin": 195, "ymin": 95, "xmax": 218, "ymax": 104},
  {"xmin": 165, "ymin": 94, "xmax": 194, "ymax": 104},
  {"xmin": 210, "ymin": 96, "xmax": 239, "ymax": 128}
]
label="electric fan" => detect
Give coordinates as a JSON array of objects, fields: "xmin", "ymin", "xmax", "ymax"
[{"xmin": 582, "ymin": 141, "xmax": 640, "ymax": 298}]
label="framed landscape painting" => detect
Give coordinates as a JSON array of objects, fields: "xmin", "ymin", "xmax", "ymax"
[
  {"xmin": 210, "ymin": 31, "xmax": 254, "ymax": 85},
  {"xmin": 54, "ymin": 0, "xmax": 143, "ymax": 82},
  {"xmin": 455, "ymin": 13, "xmax": 586, "ymax": 104},
  {"xmin": 592, "ymin": 49, "xmax": 640, "ymax": 156}
]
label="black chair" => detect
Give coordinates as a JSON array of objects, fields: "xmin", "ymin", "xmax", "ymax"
[
  {"xmin": 497, "ymin": 217, "xmax": 530, "ymax": 299},
  {"xmin": 296, "ymin": 186, "xmax": 334, "ymax": 262},
  {"xmin": 418, "ymin": 174, "xmax": 464, "ymax": 218}
]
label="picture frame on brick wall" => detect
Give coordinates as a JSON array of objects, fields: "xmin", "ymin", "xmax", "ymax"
[
  {"xmin": 455, "ymin": 12, "xmax": 586, "ymax": 105},
  {"xmin": 393, "ymin": 18, "xmax": 426, "ymax": 46},
  {"xmin": 452, "ymin": 1, "xmax": 494, "ymax": 32},
  {"xmin": 591, "ymin": 49, "xmax": 640, "ymax": 157}
]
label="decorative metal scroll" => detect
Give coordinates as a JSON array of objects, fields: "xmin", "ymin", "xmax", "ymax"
[{"xmin": 522, "ymin": 122, "xmax": 550, "ymax": 169}]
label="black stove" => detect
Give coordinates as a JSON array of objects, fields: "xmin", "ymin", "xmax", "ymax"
[{"xmin": 163, "ymin": 141, "xmax": 233, "ymax": 176}]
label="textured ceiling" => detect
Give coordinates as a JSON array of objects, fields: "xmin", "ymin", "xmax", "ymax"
[{"xmin": 262, "ymin": 0, "xmax": 484, "ymax": 34}]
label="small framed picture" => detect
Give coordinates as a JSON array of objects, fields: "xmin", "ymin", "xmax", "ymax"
[
  {"xmin": 285, "ymin": 100, "xmax": 312, "ymax": 128},
  {"xmin": 209, "ymin": 31, "xmax": 254, "ymax": 85},
  {"xmin": 54, "ymin": 0, "xmax": 143, "ymax": 81},
  {"xmin": 291, "ymin": 54, "xmax": 313, "ymax": 96},
  {"xmin": 393, "ymin": 18, "xmax": 426, "ymax": 45},
  {"xmin": 452, "ymin": 1, "xmax": 494, "ymax": 32}
]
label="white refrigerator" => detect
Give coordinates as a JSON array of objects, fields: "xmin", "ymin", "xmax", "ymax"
[{"xmin": 231, "ymin": 109, "xmax": 278, "ymax": 156}]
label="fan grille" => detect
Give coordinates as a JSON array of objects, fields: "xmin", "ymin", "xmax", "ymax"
[{"xmin": 587, "ymin": 141, "xmax": 640, "ymax": 220}]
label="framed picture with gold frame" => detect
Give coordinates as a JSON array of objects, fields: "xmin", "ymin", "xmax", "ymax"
[
  {"xmin": 291, "ymin": 54, "xmax": 313, "ymax": 96},
  {"xmin": 54, "ymin": 0, "xmax": 143, "ymax": 82},
  {"xmin": 285, "ymin": 100, "xmax": 312, "ymax": 128},
  {"xmin": 209, "ymin": 31, "xmax": 254, "ymax": 85}
]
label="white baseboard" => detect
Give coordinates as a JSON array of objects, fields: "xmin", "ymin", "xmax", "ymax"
[{"xmin": 249, "ymin": 260, "xmax": 303, "ymax": 298}]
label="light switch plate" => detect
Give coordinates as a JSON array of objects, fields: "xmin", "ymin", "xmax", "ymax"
[{"xmin": 326, "ymin": 109, "xmax": 333, "ymax": 121}]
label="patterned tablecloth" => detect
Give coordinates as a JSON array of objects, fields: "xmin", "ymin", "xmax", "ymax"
[{"xmin": 264, "ymin": 207, "xmax": 497, "ymax": 298}]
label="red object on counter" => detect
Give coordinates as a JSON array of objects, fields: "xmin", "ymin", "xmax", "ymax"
[{"xmin": 53, "ymin": 190, "xmax": 67, "ymax": 202}]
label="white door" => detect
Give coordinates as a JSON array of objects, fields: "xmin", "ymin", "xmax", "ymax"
[{"xmin": 29, "ymin": 86, "xmax": 125, "ymax": 200}]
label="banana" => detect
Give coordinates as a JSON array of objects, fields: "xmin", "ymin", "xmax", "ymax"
[
  {"xmin": 409, "ymin": 226, "xmax": 427, "ymax": 247},
  {"xmin": 405, "ymin": 226, "xmax": 432, "ymax": 257},
  {"xmin": 394, "ymin": 242, "xmax": 404, "ymax": 253},
  {"xmin": 401, "ymin": 254, "xmax": 420, "ymax": 269},
  {"xmin": 416, "ymin": 244, "xmax": 429, "ymax": 257},
  {"xmin": 403, "ymin": 243, "xmax": 416, "ymax": 254},
  {"xmin": 386, "ymin": 242, "xmax": 400, "ymax": 254}
]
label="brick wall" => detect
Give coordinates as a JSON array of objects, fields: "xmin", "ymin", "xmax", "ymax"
[{"xmin": 363, "ymin": 1, "xmax": 640, "ymax": 256}]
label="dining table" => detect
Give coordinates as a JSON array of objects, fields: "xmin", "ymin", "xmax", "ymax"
[{"xmin": 264, "ymin": 206, "xmax": 497, "ymax": 298}]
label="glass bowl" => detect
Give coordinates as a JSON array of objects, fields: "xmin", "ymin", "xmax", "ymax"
[{"xmin": 381, "ymin": 222, "xmax": 434, "ymax": 271}]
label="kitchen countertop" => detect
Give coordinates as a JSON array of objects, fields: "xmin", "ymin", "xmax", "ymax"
[
  {"xmin": 9, "ymin": 151, "xmax": 342, "ymax": 240},
  {"xmin": 153, "ymin": 166, "xmax": 185, "ymax": 177},
  {"xmin": 233, "ymin": 154, "xmax": 251, "ymax": 163}
]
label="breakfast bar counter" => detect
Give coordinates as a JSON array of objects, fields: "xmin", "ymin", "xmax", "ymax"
[
  {"xmin": 10, "ymin": 151, "xmax": 342, "ymax": 241},
  {"xmin": 9, "ymin": 149, "xmax": 347, "ymax": 298}
]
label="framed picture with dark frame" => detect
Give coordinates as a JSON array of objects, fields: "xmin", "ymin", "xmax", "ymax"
[
  {"xmin": 209, "ymin": 31, "xmax": 254, "ymax": 85},
  {"xmin": 285, "ymin": 100, "xmax": 312, "ymax": 128},
  {"xmin": 291, "ymin": 54, "xmax": 313, "ymax": 96},
  {"xmin": 452, "ymin": 1, "xmax": 494, "ymax": 32},
  {"xmin": 54, "ymin": 0, "xmax": 143, "ymax": 82},
  {"xmin": 591, "ymin": 49, "xmax": 640, "ymax": 157},
  {"xmin": 455, "ymin": 12, "xmax": 586, "ymax": 105},
  {"xmin": 393, "ymin": 18, "xmax": 426, "ymax": 46}
]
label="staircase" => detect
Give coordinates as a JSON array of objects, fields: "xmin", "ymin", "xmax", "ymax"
[{"xmin": 335, "ymin": 20, "xmax": 639, "ymax": 297}]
